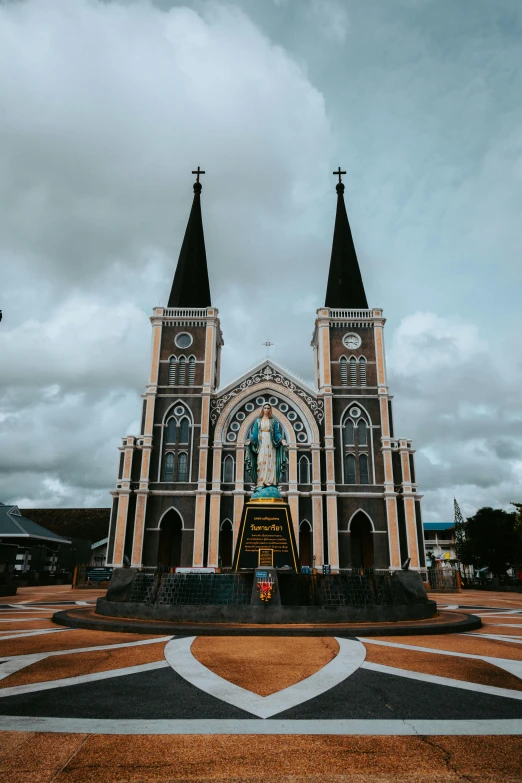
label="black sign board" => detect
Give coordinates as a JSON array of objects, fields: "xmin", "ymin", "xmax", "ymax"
[
  {"xmin": 86, "ymin": 567, "xmax": 113, "ymax": 582},
  {"xmin": 258, "ymin": 549, "xmax": 273, "ymax": 567},
  {"xmin": 233, "ymin": 501, "xmax": 299, "ymax": 572}
]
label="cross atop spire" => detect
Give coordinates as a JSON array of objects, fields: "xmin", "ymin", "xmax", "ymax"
[
  {"xmin": 168, "ymin": 170, "xmax": 211, "ymax": 308},
  {"xmin": 324, "ymin": 169, "xmax": 368, "ymax": 309},
  {"xmin": 333, "ymin": 166, "xmax": 346, "ymax": 184},
  {"xmin": 192, "ymin": 165, "xmax": 205, "ymax": 183}
]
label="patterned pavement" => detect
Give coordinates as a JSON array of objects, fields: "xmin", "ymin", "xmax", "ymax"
[{"xmin": 0, "ymin": 585, "xmax": 521, "ymax": 781}]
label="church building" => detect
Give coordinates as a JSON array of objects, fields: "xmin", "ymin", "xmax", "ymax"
[{"xmin": 106, "ymin": 171, "xmax": 426, "ymax": 573}]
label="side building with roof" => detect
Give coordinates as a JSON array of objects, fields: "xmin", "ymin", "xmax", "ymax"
[
  {"xmin": 0, "ymin": 503, "xmax": 72, "ymax": 576},
  {"xmin": 106, "ymin": 174, "xmax": 427, "ymax": 573},
  {"xmin": 423, "ymin": 522, "xmax": 456, "ymax": 566}
]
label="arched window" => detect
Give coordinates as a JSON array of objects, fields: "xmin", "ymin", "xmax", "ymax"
[
  {"xmin": 168, "ymin": 357, "xmax": 176, "ymax": 385},
  {"xmin": 179, "ymin": 417, "xmax": 190, "ymax": 443},
  {"xmin": 349, "ymin": 356, "xmax": 357, "ymax": 386},
  {"xmin": 163, "ymin": 452, "xmax": 175, "ymax": 482},
  {"xmin": 299, "ymin": 455, "xmax": 310, "ymax": 484},
  {"xmin": 177, "ymin": 452, "xmax": 188, "ymax": 482},
  {"xmin": 359, "ymin": 357, "xmax": 367, "ymax": 386},
  {"xmin": 339, "ymin": 356, "xmax": 348, "ymax": 386},
  {"xmin": 177, "ymin": 356, "xmax": 186, "ymax": 385},
  {"xmin": 223, "ymin": 454, "xmax": 235, "ymax": 483},
  {"xmin": 359, "ymin": 454, "xmax": 369, "ymax": 484},
  {"xmin": 345, "ymin": 454, "xmax": 356, "ymax": 484},
  {"xmin": 166, "ymin": 417, "xmax": 177, "ymax": 444},
  {"xmin": 344, "ymin": 419, "xmax": 354, "ymax": 445},
  {"xmin": 357, "ymin": 419, "xmax": 368, "ymax": 446},
  {"xmin": 188, "ymin": 356, "xmax": 196, "ymax": 386}
]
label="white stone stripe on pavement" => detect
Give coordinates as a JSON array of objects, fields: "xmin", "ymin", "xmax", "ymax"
[
  {"xmin": 1, "ymin": 635, "xmax": 173, "ymax": 662},
  {"xmin": 0, "ymin": 628, "xmax": 73, "ymax": 642},
  {"xmin": 164, "ymin": 636, "xmax": 366, "ymax": 720},
  {"xmin": 0, "ymin": 716, "xmax": 521, "ymax": 735},
  {"xmin": 361, "ymin": 661, "xmax": 522, "ymax": 700},
  {"xmin": 0, "ymin": 660, "xmax": 169, "ymax": 698}
]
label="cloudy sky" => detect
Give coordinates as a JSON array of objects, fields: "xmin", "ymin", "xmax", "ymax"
[{"xmin": 1, "ymin": 0, "xmax": 521, "ymax": 520}]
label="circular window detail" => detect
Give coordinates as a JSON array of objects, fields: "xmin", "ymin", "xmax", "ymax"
[
  {"xmin": 343, "ymin": 332, "xmax": 361, "ymax": 350},
  {"xmin": 349, "ymin": 407, "xmax": 361, "ymax": 418},
  {"xmin": 175, "ymin": 332, "xmax": 193, "ymax": 349},
  {"xmin": 227, "ymin": 432, "xmax": 237, "ymax": 442},
  {"xmin": 245, "ymin": 402, "xmax": 255, "ymax": 412},
  {"xmin": 269, "ymin": 396, "xmax": 278, "ymax": 406},
  {"xmin": 230, "ymin": 421, "xmax": 240, "ymax": 432},
  {"xmin": 236, "ymin": 411, "xmax": 245, "ymax": 421},
  {"xmin": 293, "ymin": 422, "xmax": 304, "ymax": 432},
  {"xmin": 255, "ymin": 396, "xmax": 266, "ymax": 406},
  {"xmin": 297, "ymin": 432, "xmax": 307, "ymax": 443},
  {"xmin": 279, "ymin": 403, "xmax": 288, "ymax": 413},
  {"xmin": 287, "ymin": 411, "xmax": 297, "ymax": 421},
  {"xmin": 174, "ymin": 406, "xmax": 185, "ymax": 416}
]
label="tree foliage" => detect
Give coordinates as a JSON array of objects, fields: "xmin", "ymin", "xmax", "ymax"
[{"xmin": 461, "ymin": 506, "xmax": 522, "ymax": 577}]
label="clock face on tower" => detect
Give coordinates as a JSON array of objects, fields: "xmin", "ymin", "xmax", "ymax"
[{"xmin": 343, "ymin": 332, "xmax": 361, "ymax": 350}]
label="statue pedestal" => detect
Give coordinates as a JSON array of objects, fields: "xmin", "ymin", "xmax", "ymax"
[{"xmin": 233, "ymin": 499, "xmax": 299, "ymax": 572}]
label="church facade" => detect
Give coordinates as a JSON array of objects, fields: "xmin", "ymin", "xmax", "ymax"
[{"xmin": 106, "ymin": 175, "xmax": 426, "ymax": 573}]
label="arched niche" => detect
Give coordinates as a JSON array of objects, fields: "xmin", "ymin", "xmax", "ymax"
[{"xmin": 157, "ymin": 508, "xmax": 183, "ymax": 568}]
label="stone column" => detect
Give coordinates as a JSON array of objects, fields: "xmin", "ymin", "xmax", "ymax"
[
  {"xmin": 311, "ymin": 444, "xmax": 323, "ymax": 567},
  {"xmin": 374, "ymin": 311, "xmax": 401, "ymax": 571},
  {"xmin": 316, "ymin": 308, "xmax": 339, "ymax": 571},
  {"xmin": 192, "ymin": 310, "xmax": 218, "ymax": 566},
  {"xmin": 233, "ymin": 444, "xmax": 246, "ymax": 550},
  {"xmin": 400, "ymin": 439, "xmax": 420, "ymax": 568},
  {"xmin": 207, "ymin": 444, "xmax": 222, "ymax": 568},
  {"xmin": 112, "ymin": 437, "xmax": 135, "ymax": 566}
]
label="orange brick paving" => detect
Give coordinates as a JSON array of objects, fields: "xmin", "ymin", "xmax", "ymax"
[
  {"xmin": 0, "ymin": 734, "xmax": 521, "ymax": 782},
  {"xmin": 191, "ymin": 636, "xmax": 339, "ymax": 696},
  {"xmin": 0, "ymin": 588, "xmax": 521, "ymax": 781},
  {"xmin": 0, "ymin": 629, "xmax": 164, "ymax": 658},
  {"xmin": 430, "ymin": 590, "xmax": 522, "ymax": 607},
  {"xmin": 372, "ymin": 634, "xmax": 522, "ymax": 660},
  {"xmin": 477, "ymin": 624, "xmax": 522, "ymax": 635},
  {"xmin": 9, "ymin": 586, "xmax": 105, "ymax": 604},
  {"xmin": 0, "ymin": 620, "xmax": 57, "ymax": 632},
  {"xmin": 363, "ymin": 644, "xmax": 522, "ymax": 690},
  {"xmin": 0, "ymin": 641, "xmax": 168, "ymax": 688}
]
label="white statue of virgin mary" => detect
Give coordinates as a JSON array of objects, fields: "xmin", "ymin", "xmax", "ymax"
[{"xmin": 245, "ymin": 403, "xmax": 287, "ymax": 490}]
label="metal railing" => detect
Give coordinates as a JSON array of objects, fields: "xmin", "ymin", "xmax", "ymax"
[{"xmin": 329, "ymin": 309, "xmax": 374, "ymax": 319}]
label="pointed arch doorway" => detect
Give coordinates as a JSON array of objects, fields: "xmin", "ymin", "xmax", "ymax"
[
  {"xmin": 218, "ymin": 520, "xmax": 233, "ymax": 569},
  {"xmin": 350, "ymin": 511, "xmax": 374, "ymax": 569},
  {"xmin": 158, "ymin": 510, "xmax": 183, "ymax": 568},
  {"xmin": 299, "ymin": 520, "xmax": 313, "ymax": 567}
]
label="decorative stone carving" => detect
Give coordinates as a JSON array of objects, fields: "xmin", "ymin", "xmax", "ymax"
[{"xmin": 211, "ymin": 365, "xmax": 324, "ymax": 425}]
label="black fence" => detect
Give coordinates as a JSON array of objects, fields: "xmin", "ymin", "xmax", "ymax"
[
  {"xmin": 127, "ymin": 568, "xmax": 416, "ymax": 608},
  {"xmin": 129, "ymin": 572, "xmax": 253, "ymax": 605},
  {"xmin": 427, "ymin": 567, "xmax": 458, "ymax": 592}
]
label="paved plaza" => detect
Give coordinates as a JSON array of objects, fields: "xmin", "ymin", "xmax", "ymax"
[{"xmin": 0, "ymin": 586, "xmax": 521, "ymax": 781}]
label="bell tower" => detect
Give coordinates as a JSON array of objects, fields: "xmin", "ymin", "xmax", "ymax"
[
  {"xmin": 106, "ymin": 169, "xmax": 223, "ymax": 569},
  {"xmin": 312, "ymin": 169, "xmax": 425, "ymax": 572}
]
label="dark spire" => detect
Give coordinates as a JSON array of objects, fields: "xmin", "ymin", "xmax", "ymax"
[
  {"xmin": 325, "ymin": 170, "xmax": 368, "ymax": 309},
  {"xmin": 168, "ymin": 169, "xmax": 211, "ymax": 308}
]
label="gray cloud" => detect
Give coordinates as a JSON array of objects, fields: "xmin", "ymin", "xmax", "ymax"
[{"xmin": 1, "ymin": 0, "xmax": 521, "ymax": 523}]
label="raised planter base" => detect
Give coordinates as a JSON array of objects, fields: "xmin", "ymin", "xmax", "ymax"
[
  {"xmin": 96, "ymin": 596, "xmax": 437, "ymax": 625},
  {"xmin": 53, "ymin": 606, "xmax": 481, "ymax": 637}
]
